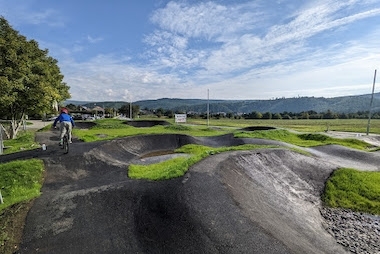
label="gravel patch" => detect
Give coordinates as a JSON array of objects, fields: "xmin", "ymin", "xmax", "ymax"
[{"xmin": 321, "ymin": 207, "xmax": 380, "ymax": 254}]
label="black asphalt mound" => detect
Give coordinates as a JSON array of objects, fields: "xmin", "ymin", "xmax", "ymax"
[
  {"xmin": 240, "ymin": 126, "xmax": 276, "ymax": 131},
  {"xmin": 75, "ymin": 121, "xmax": 96, "ymax": 129},
  {"xmin": 124, "ymin": 120, "xmax": 171, "ymax": 127},
  {"xmin": 5, "ymin": 132, "xmax": 380, "ymax": 253},
  {"xmin": 307, "ymin": 145, "xmax": 380, "ymax": 171}
]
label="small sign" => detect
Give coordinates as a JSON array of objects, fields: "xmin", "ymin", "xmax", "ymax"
[{"xmin": 175, "ymin": 114, "xmax": 187, "ymax": 123}]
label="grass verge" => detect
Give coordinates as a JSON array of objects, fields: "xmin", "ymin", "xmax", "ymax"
[
  {"xmin": 234, "ymin": 129, "xmax": 376, "ymax": 151},
  {"xmin": 74, "ymin": 119, "xmax": 232, "ymax": 142},
  {"xmin": 2, "ymin": 131, "xmax": 40, "ymax": 155},
  {"xmin": 0, "ymin": 159, "xmax": 45, "ymax": 253},
  {"xmin": 186, "ymin": 118, "xmax": 380, "ymax": 134},
  {"xmin": 0, "ymin": 159, "xmax": 44, "ymax": 210},
  {"xmin": 128, "ymin": 144, "xmax": 277, "ymax": 180},
  {"xmin": 322, "ymin": 168, "xmax": 380, "ymax": 215}
]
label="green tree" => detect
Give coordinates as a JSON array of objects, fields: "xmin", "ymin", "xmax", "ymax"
[
  {"xmin": 119, "ymin": 103, "xmax": 139, "ymax": 118},
  {"xmin": 301, "ymin": 112, "xmax": 310, "ymax": 119},
  {"xmin": 262, "ymin": 112, "xmax": 272, "ymax": 119},
  {"xmin": 0, "ymin": 17, "xmax": 70, "ymax": 138},
  {"xmin": 65, "ymin": 103, "xmax": 77, "ymax": 111},
  {"xmin": 272, "ymin": 113, "xmax": 282, "ymax": 119},
  {"xmin": 252, "ymin": 111, "xmax": 263, "ymax": 119},
  {"xmin": 155, "ymin": 108, "xmax": 164, "ymax": 118},
  {"xmin": 323, "ymin": 109, "xmax": 338, "ymax": 119}
]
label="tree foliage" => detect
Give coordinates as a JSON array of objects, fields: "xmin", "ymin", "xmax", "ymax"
[
  {"xmin": 0, "ymin": 17, "xmax": 70, "ymax": 138},
  {"xmin": 118, "ymin": 103, "xmax": 140, "ymax": 118}
]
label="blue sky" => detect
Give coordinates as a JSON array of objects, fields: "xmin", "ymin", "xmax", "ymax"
[{"xmin": 1, "ymin": 0, "xmax": 380, "ymax": 102}]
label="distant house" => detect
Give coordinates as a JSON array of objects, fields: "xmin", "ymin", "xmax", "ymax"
[
  {"xmin": 92, "ymin": 106, "xmax": 105, "ymax": 118},
  {"xmin": 92, "ymin": 106, "xmax": 104, "ymax": 112},
  {"xmin": 79, "ymin": 106, "xmax": 90, "ymax": 111}
]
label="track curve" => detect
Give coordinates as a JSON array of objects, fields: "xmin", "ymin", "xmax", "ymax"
[{"xmin": 2, "ymin": 132, "xmax": 379, "ymax": 253}]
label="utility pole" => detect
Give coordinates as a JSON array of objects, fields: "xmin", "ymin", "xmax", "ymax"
[
  {"xmin": 207, "ymin": 89, "xmax": 210, "ymax": 127},
  {"xmin": 130, "ymin": 95, "xmax": 132, "ymax": 120},
  {"xmin": 366, "ymin": 69, "xmax": 377, "ymax": 135}
]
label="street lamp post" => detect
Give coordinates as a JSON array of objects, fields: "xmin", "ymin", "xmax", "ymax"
[
  {"xmin": 367, "ymin": 69, "xmax": 377, "ymax": 135},
  {"xmin": 207, "ymin": 89, "xmax": 210, "ymax": 127}
]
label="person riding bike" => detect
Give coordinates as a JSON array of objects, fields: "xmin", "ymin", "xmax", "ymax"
[{"xmin": 53, "ymin": 107, "xmax": 75, "ymax": 145}]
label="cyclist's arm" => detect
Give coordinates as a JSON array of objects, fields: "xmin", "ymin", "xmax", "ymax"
[{"xmin": 53, "ymin": 115, "xmax": 60, "ymax": 127}]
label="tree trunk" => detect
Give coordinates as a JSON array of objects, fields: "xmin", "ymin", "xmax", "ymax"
[{"xmin": 9, "ymin": 114, "xmax": 24, "ymax": 139}]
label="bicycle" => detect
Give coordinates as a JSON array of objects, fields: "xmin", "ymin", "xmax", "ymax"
[
  {"xmin": 61, "ymin": 132, "xmax": 69, "ymax": 154},
  {"xmin": 54, "ymin": 125, "xmax": 70, "ymax": 154}
]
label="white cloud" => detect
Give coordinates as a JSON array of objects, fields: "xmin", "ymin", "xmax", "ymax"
[
  {"xmin": 87, "ymin": 35, "xmax": 103, "ymax": 44},
  {"xmin": 2, "ymin": 0, "xmax": 380, "ymax": 101},
  {"xmin": 64, "ymin": 0, "xmax": 380, "ymax": 101},
  {"xmin": 0, "ymin": 1, "xmax": 65, "ymax": 27},
  {"xmin": 150, "ymin": 1, "xmax": 262, "ymax": 40},
  {"xmin": 60, "ymin": 53, "xmax": 185, "ymax": 101}
]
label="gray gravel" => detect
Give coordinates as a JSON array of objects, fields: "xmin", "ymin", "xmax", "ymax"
[{"xmin": 321, "ymin": 207, "xmax": 380, "ymax": 254}]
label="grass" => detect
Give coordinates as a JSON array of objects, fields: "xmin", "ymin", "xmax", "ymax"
[
  {"xmin": 234, "ymin": 129, "xmax": 376, "ymax": 151},
  {"xmin": 128, "ymin": 143, "xmax": 278, "ymax": 181},
  {"xmin": 2, "ymin": 131, "xmax": 40, "ymax": 154},
  {"xmin": 323, "ymin": 168, "xmax": 380, "ymax": 215},
  {"xmin": 0, "ymin": 159, "xmax": 44, "ymax": 253},
  {"xmin": 186, "ymin": 118, "xmax": 380, "ymax": 134},
  {"xmin": 73, "ymin": 119, "xmax": 232, "ymax": 142},
  {"xmin": 0, "ymin": 159, "xmax": 44, "ymax": 211}
]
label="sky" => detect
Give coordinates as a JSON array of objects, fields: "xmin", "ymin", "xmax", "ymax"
[{"xmin": 1, "ymin": 0, "xmax": 380, "ymax": 102}]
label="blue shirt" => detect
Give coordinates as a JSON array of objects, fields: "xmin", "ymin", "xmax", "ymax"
[{"xmin": 53, "ymin": 113, "xmax": 75, "ymax": 127}]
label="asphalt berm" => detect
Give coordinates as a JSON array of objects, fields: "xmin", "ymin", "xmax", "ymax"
[{"xmin": 1, "ymin": 122, "xmax": 380, "ymax": 253}]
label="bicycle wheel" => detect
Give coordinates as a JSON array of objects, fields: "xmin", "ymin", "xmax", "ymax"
[{"xmin": 63, "ymin": 135, "xmax": 69, "ymax": 154}]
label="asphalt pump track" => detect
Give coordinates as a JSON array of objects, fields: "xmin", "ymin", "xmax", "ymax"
[{"xmin": 1, "ymin": 129, "xmax": 380, "ymax": 253}]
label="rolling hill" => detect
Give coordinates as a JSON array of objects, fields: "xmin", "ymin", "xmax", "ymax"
[{"xmin": 66, "ymin": 92, "xmax": 380, "ymax": 114}]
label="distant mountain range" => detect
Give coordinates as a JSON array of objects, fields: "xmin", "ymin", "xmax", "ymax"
[{"xmin": 66, "ymin": 92, "xmax": 380, "ymax": 114}]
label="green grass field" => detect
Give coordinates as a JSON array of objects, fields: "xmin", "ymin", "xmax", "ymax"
[
  {"xmin": 73, "ymin": 118, "xmax": 233, "ymax": 142},
  {"xmin": 323, "ymin": 168, "xmax": 380, "ymax": 215},
  {"xmin": 184, "ymin": 118, "xmax": 380, "ymax": 134}
]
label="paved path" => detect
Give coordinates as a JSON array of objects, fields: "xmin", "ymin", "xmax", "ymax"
[{"xmin": 26, "ymin": 120, "xmax": 52, "ymax": 130}]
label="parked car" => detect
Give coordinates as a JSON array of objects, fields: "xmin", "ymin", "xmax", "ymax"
[{"xmin": 42, "ymin": 116, "xmax": 57, "ymax": 121}]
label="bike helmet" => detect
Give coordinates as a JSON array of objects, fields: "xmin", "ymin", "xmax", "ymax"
[{"xmin": 61, "ymin": 108, "xmax": 69, "ymax": 114}]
